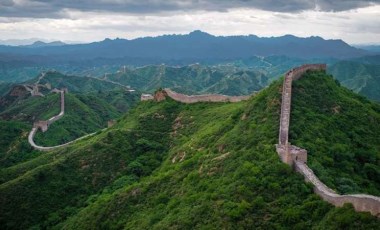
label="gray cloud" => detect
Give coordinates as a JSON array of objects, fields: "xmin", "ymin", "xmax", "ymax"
[
  {"xmin": 0, "ymin": 0, "xmax": 14, "ymax": 7},
  {"xmin": 0, "ymin": 0, "xmax": 378, "ymax": 18}
]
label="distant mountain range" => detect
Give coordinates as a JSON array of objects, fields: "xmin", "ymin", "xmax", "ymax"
[
  {"xmin": 0, "ymin": 39, "xmax": 75, "ymax": 46},
  {"xmin": 0, "ymin": 31, "xmax": 369, "ymax": 64},
  {"xmin": 22, "ymin": 41, "xmax": 66, "ymax": 48},
  {"xmin": 353, "ymin": 45, "xmax": 380, "ymax": 53}
]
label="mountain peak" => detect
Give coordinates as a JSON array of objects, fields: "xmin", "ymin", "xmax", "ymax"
[
  {"xmin": 188, "ymin": 30, "xmax": 213, "ymax": 37},
  {"xmin": 26, "ymin": 40, "xmax": 66, "ymax": 48}
]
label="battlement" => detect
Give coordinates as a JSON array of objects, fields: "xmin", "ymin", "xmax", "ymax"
[
  {"xmin": 33, "ymin": 120, "xmax": 48, "ymax": 132},
  {"xmin": 276, "ymin": 144, "xmax": 307, "ymax": 166},
  {"xmin": 161, "ymin": 88, "xmax": 251, "ymax": 103},
  {"xmin": 286, "ymin": 64, "xmax": 327, "ymax": 81}
]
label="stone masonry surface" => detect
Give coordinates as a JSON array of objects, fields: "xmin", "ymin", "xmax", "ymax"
[
  {"xmin": 163, "ymin": 88, "xmax": 251, "ymax": 103},
  {"xmin": 276, "ymin": 64, "xmax": 380, "ymax": 217}
]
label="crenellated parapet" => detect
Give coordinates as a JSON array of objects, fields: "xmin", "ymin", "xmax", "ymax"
[
  {"xmin": 33, "ymin": 120, "xmax": 48, "ymax": 132},
  {"xmin": 276, "ymin": 143, "xmax": 307, "ymax": 165},
  {"xmin": 161, "ymin": 88, "xmax": 251, "ymax": 103}
]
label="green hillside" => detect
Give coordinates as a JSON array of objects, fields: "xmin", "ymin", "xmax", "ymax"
[
  {"xmin": 0, "ymin": 71, "xmax": 379, "ymax": 229},
  {"xmin": 36, "ymin": 71, "xmax": 128, "ymax": 93},
  {"xmin": 0, "ymin": 90, "xmax": 139, "ymax": 146},
  {"xmin": 33, "ymin": 93, "xmax": 119, "ymax": 146},
  {"xmin": 290, "ymin": 71, "xmax": 380, "ymax": 195}
]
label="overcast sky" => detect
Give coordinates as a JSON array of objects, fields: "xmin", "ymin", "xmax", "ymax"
[{"xmin": 0, "ymin": 0, "xmax": 379, "ymax": 45}]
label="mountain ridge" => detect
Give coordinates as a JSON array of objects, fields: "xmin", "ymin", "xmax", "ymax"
[
  {"xmin": 0, "ymin": 31, "xmax": 367, "ymax": 62},
  {"xmin": 0, "ymin": 68, "xmax": 379, "ymax": 228}
]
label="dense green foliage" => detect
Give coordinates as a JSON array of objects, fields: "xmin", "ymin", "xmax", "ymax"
[
  {"xmin": 86, "ymin": 90, "xmax": 139, "ymax": 113},
  {"xmin": 1, "ymin": 72, "xmax": 379, "ymax": 229},
  {"xmin": 36, "ymin": 71, "xmax": 128, "ymax": 93},
  {"xmin": 0, "ymin": 120, "xmax": 43, "ymax": 169},
  {"xmin": 0, "ymin": 99, "xmax": 181, "ymax": 229},
  {"xmin": 290, "ymin": 71, "xmax": 380, "ymax": 195},
  {"xmin": 33, "ymin": 93, "xmax": 120, "ymax": 146}
]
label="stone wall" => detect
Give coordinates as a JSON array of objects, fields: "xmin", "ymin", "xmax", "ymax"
[
  {"xmin": 276, "ymin": 144, "xmax": 307, "ymax": 165},
  {"xmin": 290, "ymin": 64, "xmax": 327, "ymax": 81},
  {"xmin": 295, "ymin": 161, "xmax": 380, "ymax": 216},
  {"xmin": 276, "ymin": 64, "xmax": 380, "ymax": 217},
  {"xmin": 28, "ymin": 90, "xmax": 100, "ymax": 151},
  {"xmin": 29, "ymin": 90, "xmax": 65, "ymax": 149},
  {"xmin": 278, "ymin": 64, "xmax": 327, "ymax": 147},
  {"xmin": 28, "ymin": 127, "xmax": 95, "ymax": 151},
  {"xmin": 47, "ymin": 91, "xmax": 64, "ymax": 125},
  {"xmin": 163, "ymin": 88, "xmax": 251, "ymax": 103}
]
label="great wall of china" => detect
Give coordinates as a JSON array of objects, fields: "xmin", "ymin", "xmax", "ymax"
[
  {"xmin": 142, "ymin": 88, "xmax": 251, "ymax": 103},
  {"xmin": 28, "ymin": 89, "xmax": 97, "ymax": 151},
  {"xmin": 26, "ymin": 66, "xmax": 380, "ymax": 216},
  {"xmin": 28, "ymin": 89, "xmax": 67, "ymax": 151},
  {"xmin": 163, "ymin": 88, "xmax": 251, "ymax": 103},
  {"xmin": 276, "ymin": 64, "xmax": 380, "ymax": 217}
]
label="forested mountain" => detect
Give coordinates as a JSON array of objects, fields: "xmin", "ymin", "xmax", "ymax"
[
  {"xmin": 0, "ymin": 66, "xmax": 267, "ymax": 98},
  {"xmin": 0, "ymin": 91, "xmax": 137, "ymax": 146},
  {"xmin": 0, "ymin": 71, "xmax": 379, "ymax": 229},
  {"xmin": 329, "ymin": 60, "xmax": 380, "ymax": 101},
  {"xmin": 0, "ymin": 71, "xmax": 140, "ymax": 148},
  {"xmin": 107, "ymin": 64, "xmax": 268, "ymax": 95},
  {"xmin": 290, "ymin": 71, "xmax": 380, "ymax": 195}
]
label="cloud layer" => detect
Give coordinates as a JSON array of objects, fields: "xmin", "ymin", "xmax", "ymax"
[
  {"xmin": 0, "ymin": 0, "xmax": 378, "ymax": 18},
  {"xmin": 0, "ymin": 1, "xmax": 379, "ymax": 45}
]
